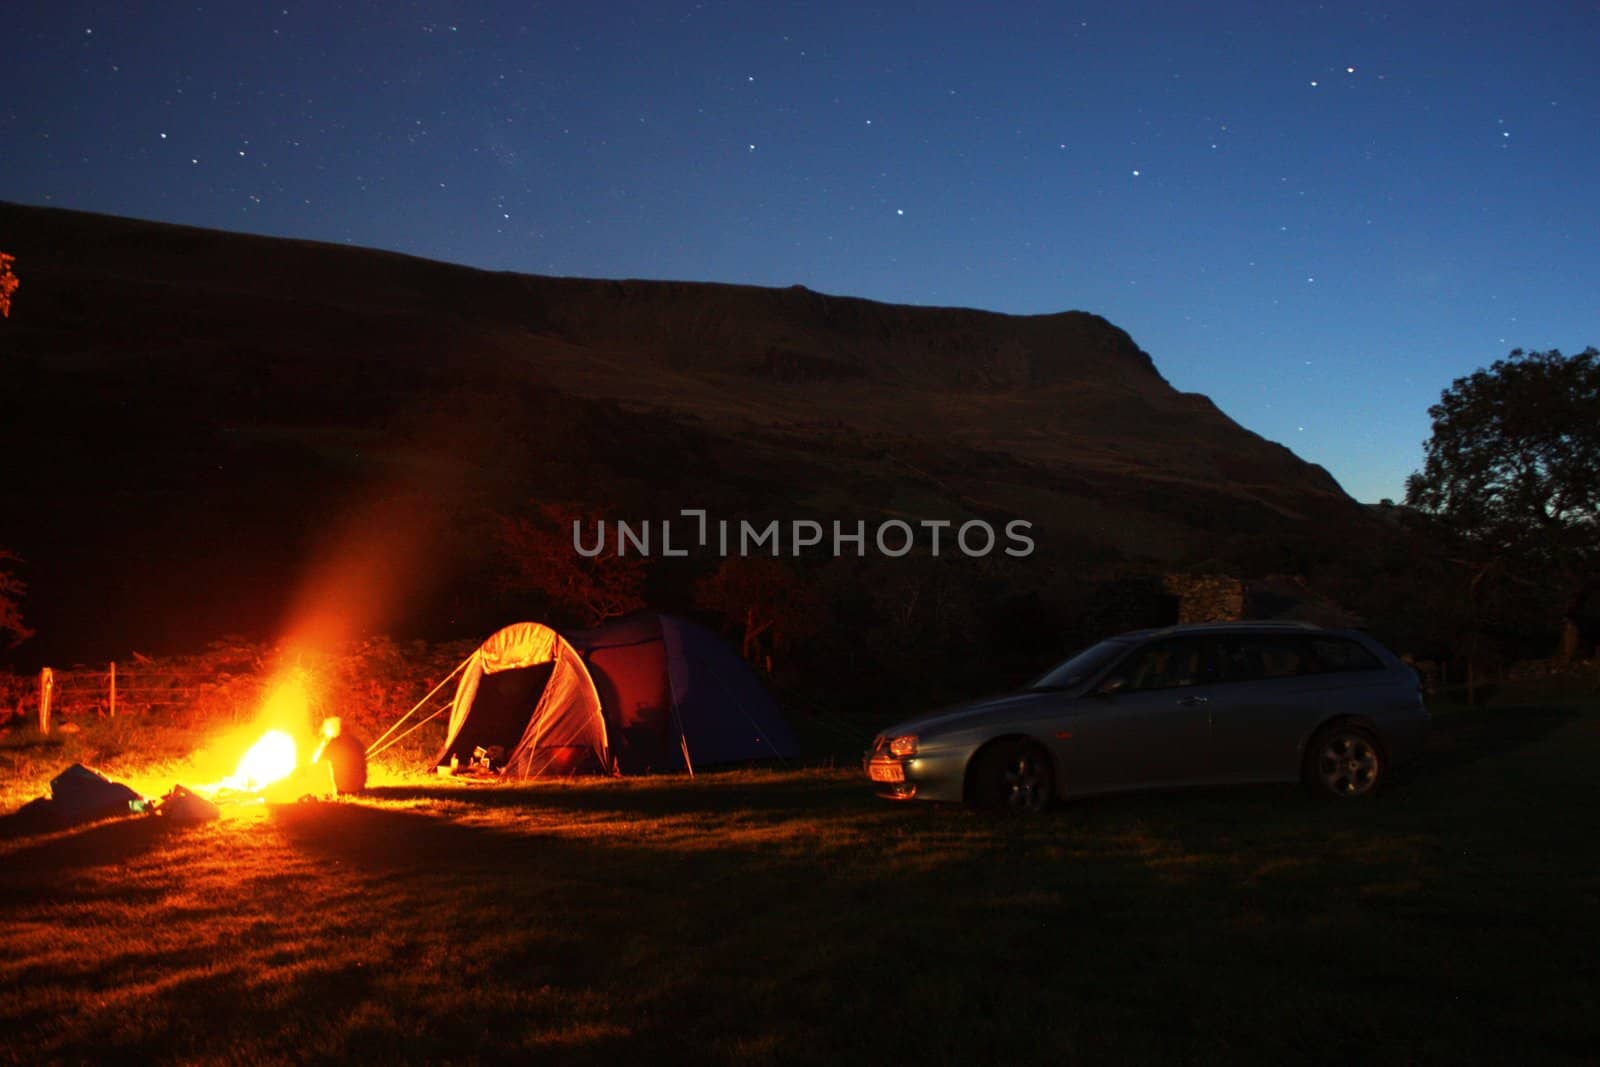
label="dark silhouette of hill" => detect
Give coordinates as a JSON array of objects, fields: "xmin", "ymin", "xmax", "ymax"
[{"xmin": 0, "ymin": 201, "xmax": 1372, "ymax": 665}]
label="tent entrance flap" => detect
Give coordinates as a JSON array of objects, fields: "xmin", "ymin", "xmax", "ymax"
[{"xmin": 442, "ymin": 662, "xmax": 554, "ymax": 761}]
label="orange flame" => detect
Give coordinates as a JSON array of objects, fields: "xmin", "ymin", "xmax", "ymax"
[
  {"xmin": 221, "ymin": 730, "xmax": 299, "ymax": 791},
  {"xmin": 197, "ymin": 675, "xmax": 313, "ymax": 797}
]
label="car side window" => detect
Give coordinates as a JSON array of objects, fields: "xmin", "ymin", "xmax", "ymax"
[
  {"xmin": 1308, "ymin": 637, "xmax": 1383, "ymax": 672},
  {"xmin": 1222, "ymin": 636, "xmax": 1314, "ymax": 682},
  {"xmin": 1119, "ymin": 638, "xmax": 1219, "ymax": 691}
]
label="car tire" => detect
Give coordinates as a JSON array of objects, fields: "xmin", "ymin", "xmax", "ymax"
[
  {"xmin": 1303, "ymin": 723, "xmax": 1384, "ymax": 799},
  {"xmin": 971, "ymin": 739, "xmax": 1053, "ymax": 815}
]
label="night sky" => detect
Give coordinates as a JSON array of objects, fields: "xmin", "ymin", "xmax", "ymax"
[{"xmin": 5, "ymin": 1, "xmax": 1597, "ymax": 503}]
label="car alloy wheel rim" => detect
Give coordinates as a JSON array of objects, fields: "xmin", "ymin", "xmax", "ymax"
[
  {"xmin": 1316, "ymin": 734, "xmax": 1379, "ymax": 795},
  {"xmin": 1002, "ymin": 754, "xmax": 1045, "ymax": 810}
]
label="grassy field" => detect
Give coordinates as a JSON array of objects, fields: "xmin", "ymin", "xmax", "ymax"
[{"xmin": 2, "ymin": 692, "xmax": 1597, "ymax": 1065}]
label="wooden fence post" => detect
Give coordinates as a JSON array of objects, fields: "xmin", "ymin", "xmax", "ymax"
[
  {"xmin": 109, "ymin": 661, "xmax": 117, "ymax": 718},
  {"xmin": 39, "ymin": 667, "xmax": 53, "ymax": 735}
]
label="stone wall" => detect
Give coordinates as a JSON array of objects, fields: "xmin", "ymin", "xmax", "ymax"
[{"xmin": 1162, "ymin": 574, "xmax": 1245, "ymax": 624}]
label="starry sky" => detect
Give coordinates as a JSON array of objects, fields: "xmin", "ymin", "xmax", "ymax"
[{"xmin": 5, "ymin": 1, "xmax": 1597, "ymax": 503}]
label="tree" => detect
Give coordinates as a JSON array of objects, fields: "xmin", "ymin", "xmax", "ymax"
[
  {"xmin": 0, "ymin": 253, "xmax": 17, "ymax": 318},
  {"xmin": 1406, "ymin": 348, "xmax": 1600, "ymax": 560},
  {"xmin": 0, "ymin": 549, "xmax": 33, "ymax": 648},
  {"xmin": 694, "ymin": 557, "xmax": 821, "ymax": 672},
  {"xmin": 1405, "ymin": 347, "xmax": 1600, "ymax": 661},
  {"xmin": 495, "ymin": 501, "xmax": 647, "ymax": 627}
]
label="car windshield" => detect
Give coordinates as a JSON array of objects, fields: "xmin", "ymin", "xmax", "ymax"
[{"xmin": 1029, "ymin": 639, "xmax": 1131, "ymax": 691}]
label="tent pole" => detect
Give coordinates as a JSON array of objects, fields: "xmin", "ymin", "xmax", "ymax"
[
  {"xmin": 667, "ymin": 694, "xmax": 694, "ymax": 777},
  {"xmin": 679, "ymin": 730, "xmax": 695, "ymax": 778}
]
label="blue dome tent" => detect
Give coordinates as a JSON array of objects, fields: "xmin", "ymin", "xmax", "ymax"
[{"xmin": 434, "ymin": 613, "xmax": 798, "ymax": 777}]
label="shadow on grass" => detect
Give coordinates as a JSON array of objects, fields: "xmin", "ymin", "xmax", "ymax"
[
  {"xmin": 0, "ymin": 816, "xmax": 190, "ymax": 920},
  {"xmin": 270, "ymin": 799, "xmax": 587, "ymax": 874},
  {"xmin": 262, "ymin": 801, "xmax": 811, "ymax": 1063},
  {"xmin": 364, "ymin": 771, "xmax": 1347, "ymax": 826},
  {"xmin": 1423, "ymin": 703, "xmax": 1576, "ymax": 772},
  {"xmin": 0, "ymin": 812, "xmax": 171, "ymax": 869},
  {"xmin": 0, "ymin": 733, "xmax": 67, "ymax": 754},
  {"xmin": 362, "ymin": 771, "xmax": 879, "ymax": 819},
  {"xmin": 361, "ymin": 772, "xmax": 1374, "ymax": 832}
]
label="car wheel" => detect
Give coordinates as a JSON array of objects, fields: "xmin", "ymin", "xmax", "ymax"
[
  {"xmin": 1304, "ymin": 723, "xmax": 1384, "ymax": 799},
  {"xmin": 971, "ymin": 739, "xmax": 1053, "ymax": 814}
]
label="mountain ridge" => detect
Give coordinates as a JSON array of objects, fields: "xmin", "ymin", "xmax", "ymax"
[{"xmin": 0, "ymin": 201, "xmax": 1371, "ymax": 662}]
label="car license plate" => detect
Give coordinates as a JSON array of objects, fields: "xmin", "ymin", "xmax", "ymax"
[{"xmin": 868, "ymin": 760, "xmax": 905, "ymax": 783}]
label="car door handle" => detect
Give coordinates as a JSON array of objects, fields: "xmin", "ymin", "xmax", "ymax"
[{"xmin": 1177, "ymin": 695, "xmax": 1209, "ymax": 707}]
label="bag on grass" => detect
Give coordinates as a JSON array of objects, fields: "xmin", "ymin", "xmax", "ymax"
[
  {"xmin": 49, "ymin": 764, "xmax": 143, "ymax": 824},
  {"xmin": 160, "ymin": 785, "xmax": 220, "ymax": 824}
]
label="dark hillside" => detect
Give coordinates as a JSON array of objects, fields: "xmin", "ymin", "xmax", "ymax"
[{"xmin": 0, "ymin": 202, "xmax": 1377, "ymax": 666}]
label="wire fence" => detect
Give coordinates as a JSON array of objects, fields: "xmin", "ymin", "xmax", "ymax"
[
  {"xmin": 2, "ymin": 637, "xmax": 479, "ymax": 752},
  {"xmin": 6, "ymin": 662, "xmax": 264, "ymax": 733}
]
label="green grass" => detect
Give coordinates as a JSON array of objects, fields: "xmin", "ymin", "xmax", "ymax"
[{"xmin": 2, "ymin": 693, "xmax": 1598, "ymax": 1065}]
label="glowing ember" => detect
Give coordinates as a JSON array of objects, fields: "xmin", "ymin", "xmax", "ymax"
[{"xmin": 220, "ymin": 730, "xmax": 299, "ymax": 792}]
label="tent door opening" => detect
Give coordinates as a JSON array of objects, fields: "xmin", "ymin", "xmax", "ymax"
[{"xmin": 443, "ymin": 662, "xmax": 555, "ymax": 766}]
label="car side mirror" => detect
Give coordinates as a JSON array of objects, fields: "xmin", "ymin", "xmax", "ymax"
[{"xmin": 1095, "ymin": 676, "xmax": 1127, "ymax": 697}]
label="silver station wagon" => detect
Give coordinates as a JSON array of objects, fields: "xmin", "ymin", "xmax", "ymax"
[{"xmin": 865, "ymin": 622, "xmax": 1427, "ymax": 813}]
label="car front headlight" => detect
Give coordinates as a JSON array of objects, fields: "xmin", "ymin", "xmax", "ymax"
[{"xmin": 888, "ymin": 734, "xmax": 918, "ymax": 757}]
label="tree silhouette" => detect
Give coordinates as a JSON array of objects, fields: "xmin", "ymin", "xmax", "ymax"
[
  {"xmin": 694, "ymin": 557, "xmax": 820, "ymax": 672},
  {"xmin": 1406, "ymin": 347, "xmax": 1600, "ymax": 661},
  {"xmin": 495, "ymin": 501, "xmax": 647, "ymax": 627},
  {"xmin": 0, "ymin": 549, "xmax": 33, "ymax": 648},
  {"xmin": 0, "ymin": 253, "xmax": 17, "ymax": 318},
  {"xmin": 1406, "ymin": 348, "xmax": 1599, "ymax": 561}
]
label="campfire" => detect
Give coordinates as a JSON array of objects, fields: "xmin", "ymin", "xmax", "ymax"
[
  {"xmin": 10, "ymin": 653, "xmax": 383, "ymax": 837},
  {"xmin": 193, "ymin": 676, "xmax": 320, "ymax": 803},
  {"xmin": 210, "ymin": 730, "xmax": 300, "ymax": 794}
]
